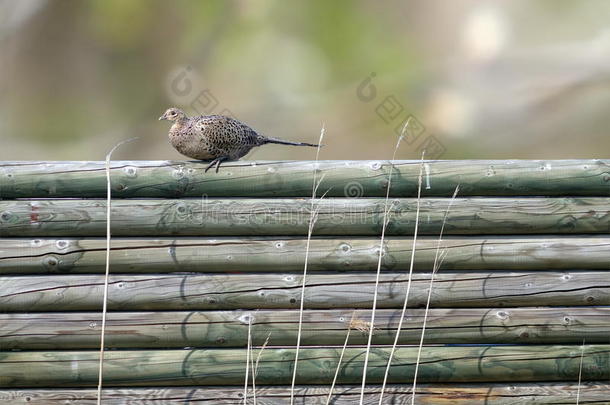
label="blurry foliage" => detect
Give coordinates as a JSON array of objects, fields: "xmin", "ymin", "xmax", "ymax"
[
  {"xmin": 1, "ymin": 0, "xmax": 609, "ymax": 160},
  {"xmin": 87, "ymin": 0, "xmax": 156, "ymax": 50}
]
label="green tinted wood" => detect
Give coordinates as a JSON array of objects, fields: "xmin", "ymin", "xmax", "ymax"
[
  {"xmin": 1, "ymin": 383, "xmax": 607, "ymax": 404},
  {"xmin": 0, "ymin": 307, "xmax": 607, "ymax": 349},
  {"xmin": 0, "ymin": 272, "xmax": 605, "ymax": 311},
  {"xmin": 1, "ymin": 197, "xmax": 609, "ymax": 236},
  {"xmin": 0, "ymin": 346, "xmax": 608, "ymax": 387},
  {"xmin": 1, "ymin": 236, "xmax": 610, "ymax": 274},
  {"xmin": 1, "ymin": 160, "xmax": 609, "ymax": 198}
]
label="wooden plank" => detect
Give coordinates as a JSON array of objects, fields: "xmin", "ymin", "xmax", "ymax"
[
  {"xmin": 1, "ymin": 160, "xmax": 610, "ymax": 198},
  {"xmin": 2, "ymin": 197, "xmax": 610, "ymax": 236},
  {"xmin": 2, "ymin": 383, "xmax": 608, "ymax": 404},
  {"xmin": 0, "ymin": 272, "xmax": 606, "ymax": 311},
  {"xmin": 0, "ymin": 345, "xmax": 608, "ymax": 387},
  {"xmin": 1, "ymin": 307, "xmax": 608, "ymax": 349},
  {"xmin": 2, "ymin": 236, "xmax": 610, "ymax": 274}
]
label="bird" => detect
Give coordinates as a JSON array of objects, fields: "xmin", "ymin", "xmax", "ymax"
[{"xmin": 159, "ymin": 107, "xmax": 320, "ymax": 172}]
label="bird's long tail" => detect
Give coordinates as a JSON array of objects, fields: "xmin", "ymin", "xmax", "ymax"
[{"xmin": 264, "ymin": 136, "xmax": 320, "ymax": 147}]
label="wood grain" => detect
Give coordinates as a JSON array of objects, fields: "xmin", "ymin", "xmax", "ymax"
[
  {"xmin": 1, "ymin": 160, "xmax": 610, "ymax": 198},
  {"xmin": 0, "ymin": 271, "xmax": 606, "ymax": 311},
  {"xmin": 3, "ymin": 159, "xmax": 610, "ymax": 399},
  {"xmin": 1, "ymin": 383, "xmax": 609, "ymax": 404},
  {"xmin": 0, "ymin": 345, "xmax": 608, "ymax": 387},
  {"xmin": 2, "ymin": 197, "xmax": 610, "ymax": 236},
  {"xmin": 3, "ymin": 236, "xmax": 610, "ymax": 274},
  {"xmin": 1, "ymin": 307, "xmax": 608, "ymax": 349}
]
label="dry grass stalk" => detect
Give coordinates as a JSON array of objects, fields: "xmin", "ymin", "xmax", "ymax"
[
  {"xmin": 378, "ymin": 150, "xmax": 425, "ymax": 404},
  {"xmin": 251, "ymin": 331, "xmax": 271, "ymax": 405},
  {"xmin": 350, "ymin": 318, "xmax": 377, "ymax": 334},
  {"xmin": 290, "ymin": 126, "xmax": 326, "ymax": 405},
  {"xmin": 244, "ymin": 315, "xmax": 252, "ymax": 404},
  {"xmin": 97, "ymin": 137, "xmax": 137, "ymax": 405},
  {"xmin": 360, "ymin": 119, "xmax": 411, "ymax": 405},
  {"xmin": 410, "ymin": 185, "xmax": 458, "ymax": 404},
  {"xmin": 325, "ymin": 312, "xmax": 357, "ymax": 405},
  {"xmin": 576, "ymin": 338, "xmax": 586, "ymax": 405}
]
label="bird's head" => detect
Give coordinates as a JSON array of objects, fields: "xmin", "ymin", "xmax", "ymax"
[{"xmin": 159, "ymin": 107, "xmax": 187, "ymax": 122}]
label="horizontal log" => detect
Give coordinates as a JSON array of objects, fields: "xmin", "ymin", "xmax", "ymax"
[
  {"xmin": 0, "ymin": 272, "xmax": 606, "ymax": 311},
  {"xmin": 2, "ymin": 382, "xmax": 608, "ymax": 404},
  {"xmin": 1, "ymin": 160, "xmax": 610, "ymax": 198},
  {"xmin": 2, "ymin": 197, "xmax": 610, "ymax": 236},
  {"xmin": 2, "ymin": 236, "xmax": 610, "ymax": 274},
  {"xmin": 1, "ymin": 307, "xmax": 608, "ymax": 349},
  {"xmin": 0, "ymin": 345, "xmax": 608, "ymax": 387}
]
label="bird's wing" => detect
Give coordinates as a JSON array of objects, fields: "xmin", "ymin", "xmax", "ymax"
[
  {"xmin": 233, "ymin": 119, "xmax": 262, "ymax": 145},
  {"xmin": 197, "ymin": 115, "xmax": 262, "ymax": 145},
  {"xmin": 193, "ymin": 115, "xmax": 223, "ymax": 131}
]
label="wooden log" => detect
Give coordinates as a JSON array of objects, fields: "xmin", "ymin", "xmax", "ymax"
[
  {"xmin": 2, "ymin": 236, "xmax": 610, "ymax": 274},
  {"xmin": 2, "ymin": 382, "xmax": 608, "ymax": 404},
  {"xmin": 1, "ymin": 160, "xmax": 610, "ymax": 198},
  {"xmin": 0, "ymin": 345, "xmax": 608, "ymax": 387},
  {"xmin": 0, "ymin": 272, "xmax": 606, "ymax": 311},
  {"xmin": 1, "ymin": 307, "xmax": 608, "ymax": 349},
  {"xmin": 2, "ymin": 197, "xmax": 610, "ymax": 236}
]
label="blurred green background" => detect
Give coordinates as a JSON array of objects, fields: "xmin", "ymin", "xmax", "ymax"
[{"xmin": 1, "ymin": 0, "xmax": 609, "ymax": 161}]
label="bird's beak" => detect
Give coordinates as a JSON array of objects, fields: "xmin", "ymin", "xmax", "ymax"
[{"xmin": 158, "ymin": 115, "xmax": 166, "ymax": 121}]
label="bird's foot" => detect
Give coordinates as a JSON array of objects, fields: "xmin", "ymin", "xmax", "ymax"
[{"xmin": 204, "ymin": 157, "xmax": 229, "ymax": 173}]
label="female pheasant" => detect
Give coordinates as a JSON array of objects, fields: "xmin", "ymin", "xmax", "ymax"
[{"xmin": 159, "ymin": 107, "xmax": 319, "ymax": 172}]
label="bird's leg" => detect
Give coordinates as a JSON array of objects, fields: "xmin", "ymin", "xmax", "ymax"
[
  {"xmin": 204, "ymin": 156, "xmax": 229, "ymax": 173},
  {"xmin": 204, "ymin": 159, "xmax": 219, "ymax": 173},
  {"xmin": 214, "ymin": 156, "xmax": 229, "ymax": 173}
]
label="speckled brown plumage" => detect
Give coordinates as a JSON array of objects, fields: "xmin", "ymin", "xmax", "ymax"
[{"xmin": 159, "ymin": 107, "xmax": 319, "ymax": 172}]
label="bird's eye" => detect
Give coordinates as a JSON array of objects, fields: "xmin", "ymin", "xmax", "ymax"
[{"xmin": 170, "ymin": 111, "xmax": 177, "ymax": 116}]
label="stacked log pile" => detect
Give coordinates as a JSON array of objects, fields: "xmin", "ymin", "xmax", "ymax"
[{"xmin": 0, "ymin": 159, "xmax": 608, "ymax": 404}]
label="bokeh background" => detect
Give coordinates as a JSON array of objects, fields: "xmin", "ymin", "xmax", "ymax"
[{"xmin": 1, "ymin": 0, "xmax": 609, "ymax": 161}]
